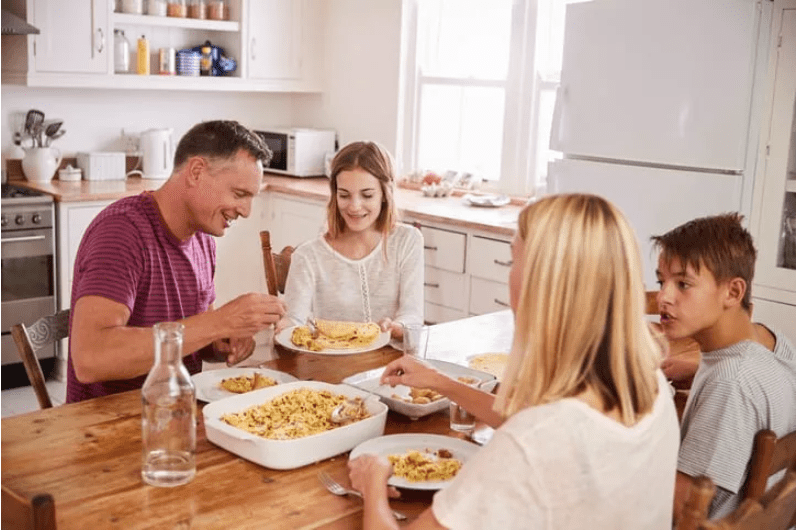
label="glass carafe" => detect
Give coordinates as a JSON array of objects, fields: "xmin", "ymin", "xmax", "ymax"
[{"xmin": 141, "ymin": 322, "xmax": 196, "ymax": 487}]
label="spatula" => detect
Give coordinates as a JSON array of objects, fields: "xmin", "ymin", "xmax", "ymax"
[{"xmin": 24, "ymin": 109, "xmax": 44, "ymax": 146}]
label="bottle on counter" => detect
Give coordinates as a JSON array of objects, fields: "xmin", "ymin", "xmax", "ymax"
[
  {"xmin": 141, "ymin": 322, "xmax": 196, "ymax": 487},
  {"xmin": 114, "ymin": 29, "xmax": 130, "ymax": 73},
  {"xmin": 136, "ymin": 35, "xmax": 150, "ymax": 75}
]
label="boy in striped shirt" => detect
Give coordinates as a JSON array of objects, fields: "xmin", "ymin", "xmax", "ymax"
[{"xmin": 652, "ymin": 213, "xmax": 796, "ymax": 522}]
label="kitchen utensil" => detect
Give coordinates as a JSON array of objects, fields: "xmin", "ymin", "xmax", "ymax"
[
  {"xmin": 46, "ymin": 129, "xmax": 66, "ymax": 147},
  {"xmin": 24, "ymin": 109, "xmax": 44, "ymax": 146},
  {"xmin": 317, "ymin": 472, "xmax": 407, "ymax": 521},
  {"xmin": 43, "ymin": 120, "xmax": 63, "ymax": 145},
  {"xmin": 140, "ymin": 128, "xmax": 173, "ymax": 179},
  {"xmin": 330, "ymin": 395, "xmax": 375, "ymax": 424}
]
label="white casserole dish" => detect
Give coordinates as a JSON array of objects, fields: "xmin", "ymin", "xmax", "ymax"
[
  {"xmin": 203, "ymin": 381, "xmax": 388, "ymax": 470},
  {"xmin": 342, "ymin": 360, "xmax": 497, "ymax": 420}
]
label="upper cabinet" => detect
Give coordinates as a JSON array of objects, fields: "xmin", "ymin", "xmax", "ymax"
[{"xmin": 1, "ymin": 0, "xmax": 323, "ymax": 93}]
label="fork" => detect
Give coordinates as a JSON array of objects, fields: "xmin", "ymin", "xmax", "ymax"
[{"xmin": 317, "ymin": 471, "xmax": 408, "ymax": 521}]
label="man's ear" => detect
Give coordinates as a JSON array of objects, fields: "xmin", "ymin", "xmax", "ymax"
[
  {"xmin": 184, "ymin": 156, "xmax": 206, "ymax": 188},
  {"xmin": 724, "ymin": 277, "xmax": 747, "ymax": 309}
]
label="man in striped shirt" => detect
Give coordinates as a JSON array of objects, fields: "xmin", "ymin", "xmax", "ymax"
[
  {"xmin": 652, "ymin": 213, "xmax": 796, "ymax": 522},
  {"xmin": 66, "ymin": 121, "xmax": 286, "ymax": 403}
]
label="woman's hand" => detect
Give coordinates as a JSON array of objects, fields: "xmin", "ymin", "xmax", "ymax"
[
  {"xmin": 348, "ymin": 455, "xmax": 400, "ymax": 499},
  {"xmin": 380, "ymin": 354, "xmax": 447, "ymax": 391}
]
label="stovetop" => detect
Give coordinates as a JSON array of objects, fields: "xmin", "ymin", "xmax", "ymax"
[
  {"xmin": 1, "ymin": 184, "xmax": 54, "ymax": 232},
  {"xmin": 1, "ymin": 183, "xmax": 54, "ymax": 206}
]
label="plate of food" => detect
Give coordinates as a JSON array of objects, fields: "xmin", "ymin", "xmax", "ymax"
[
  {"xmin": 192, "ymin": 367, "xmax": 298, "ymax": 402},
  {"xmin": 349, "ymin": 433, "xmax": 479, "ymax": 490},
  {"xmin": 342, "ymin": 360, "xmax": 497, "ymax": 420},
  {"xmin": 462, "ymin": 193, "xmax": 511, "ymax": 208},
  {"xmin": 467, "ymin": 352, "xmax": 510, "ymax": 381},
  {"xmin": 275, "ymin": 319, "xmax": 391, "ymax": 355}
]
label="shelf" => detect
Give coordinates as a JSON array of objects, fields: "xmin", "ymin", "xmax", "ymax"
[{"xmin": 113, "ymin": 13, "xmax": 240, "ymax": 32}]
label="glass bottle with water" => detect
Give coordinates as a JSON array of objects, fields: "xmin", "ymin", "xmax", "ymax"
[{"xmin": 141, "ymin": 322, "xmax": 196, "ymax": 487}]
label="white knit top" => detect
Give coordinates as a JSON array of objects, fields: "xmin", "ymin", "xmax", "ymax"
[{"xmin": 282, "ymin": 223, "xmax": 424, "ymax": 327}]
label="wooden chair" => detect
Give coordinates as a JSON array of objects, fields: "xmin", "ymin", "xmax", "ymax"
[
  {"xmin": 10, "ymin": 309, "xmax": 70, "ymax": 410},
  {"xmin": 743, "ymin": 428, "xmax": 796, "ymax": 503},
  {"xmin": 259, "ymin": 230, "xmax": 295, "ymax": 296},
  {"xmin": 1, "ymin": 485, "xmax": 57, "ymax": 530},
  {"xmin": 677, "ymin": 464, "xmax": 796, "ymax": 530}
]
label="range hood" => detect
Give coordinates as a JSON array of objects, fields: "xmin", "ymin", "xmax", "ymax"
[{"xmin": 1, "ymin": 8, "xmax": 40, "ymax": 35}]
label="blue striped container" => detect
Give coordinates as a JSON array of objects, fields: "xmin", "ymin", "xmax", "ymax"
[{"xmin": 176, "ymin": 50, "xmax": 200, "ymax": 77}]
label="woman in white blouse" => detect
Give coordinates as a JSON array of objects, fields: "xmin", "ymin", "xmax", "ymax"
[{"xmin": 277, "ymin": 141, "xmax": 423, "ymax": 340}]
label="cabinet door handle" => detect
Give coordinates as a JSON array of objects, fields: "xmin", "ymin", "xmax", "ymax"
[
  {"xmin": 424, "ymin": 282, "xmax": 440, "ymax": 288},
  {"xmin": 251, "ymin": 37, "xmax": 256, "ymax": 60},
  {"xmin": 493, "ymin": 298, "xmax": 509, "ymax": 307},
  {"xmin": 96, "ymin": 28, "xmax": 104, "ymax": 54},
  {"xmin": 424, "ymin": 245, "xmax": 438, "ymax": 251},
  {"xmin": 493, "ymin": 259, "xmax": 512, "ymax": 267}
]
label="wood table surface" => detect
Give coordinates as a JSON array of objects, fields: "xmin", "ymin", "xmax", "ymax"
[{"xmin": 1, "ymin": 311, "xmax": 514, "ymax": 530}]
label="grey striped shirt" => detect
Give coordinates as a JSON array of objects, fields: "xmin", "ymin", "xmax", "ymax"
[{"xmin": 678, "ymin": 327, "xmax": 796, "ymax": 518}]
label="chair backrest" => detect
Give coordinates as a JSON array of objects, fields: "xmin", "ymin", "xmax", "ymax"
[
  {"xmin": 743, "ymin": 428, "xmax": 796, "ymax": 501},
  {"xmin": 645, "ymin": 290, "xmax": 659, "ymax": 315},
  {"xmin": 678, "ymin": 466, "xmax": 796, "ymax": 530},
  {"xmin": 259, "ymin": 230, "xmax": 295, "ymax": 296},
  {"xmin": 9, "ymin": 309, "xmax": 69, "ymax": 410},
  {"xmin": 2, "ymin": 485, "xmax": 57, "ymax": 530}
]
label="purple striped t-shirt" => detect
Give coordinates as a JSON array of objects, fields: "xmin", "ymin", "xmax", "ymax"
[{"xmin": 66, "ymin": 192, "xmax": 216, "ymax": 403}]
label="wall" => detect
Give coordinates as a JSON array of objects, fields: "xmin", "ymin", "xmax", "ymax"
[
  {"xmin": 293, "ymin": 0, "xmax": 404, "ymax": 158},
  {"xmin": 1, "ymin": 85, "xmax": 296, "ymax": 163}
]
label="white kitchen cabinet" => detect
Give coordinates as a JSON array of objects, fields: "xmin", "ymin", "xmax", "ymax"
[
  {"xmin": 750, "ymin": 0, "xmax": 796, "ymax": 328},
  {"xmin": 55, "ymin": 199, "xmax": 113, "ymax": 311},
  {"xmin": 419, "ymin": 225, "xmax": 466, "ymax": 274},
  {"xmin": 752, "ymin": 296, "xmax": 796, "ymax": 345},
  {"xmin": 1, "ymin": 0, "xmax": 109, "ymax": 82},
  {"xmin": 260, "ymin": 192, "xmax": 326, "ymax": 252}
]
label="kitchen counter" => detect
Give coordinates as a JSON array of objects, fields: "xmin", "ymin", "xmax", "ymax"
[{"xmin": 11, "ymin": 173, "xmax": 525, "ymax": 236}]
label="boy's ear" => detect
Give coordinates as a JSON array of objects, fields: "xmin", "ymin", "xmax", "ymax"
[{"xmin": 724, "ymin": 277, "xmax": 747, "ymax": 309}]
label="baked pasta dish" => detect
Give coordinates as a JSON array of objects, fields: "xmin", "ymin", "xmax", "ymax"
[
  {"xmin": 219, "ymin": 373, "xmax": 277, "ymax": 394},
  {"xmin": 388, "ymin": 448, "xmax": 463, "ymax": 482},
  {"xmin": 220, "ymin": 388, "xmax": 369, "ymax": 440},
  {"xmin": 291, "ymin": 319, "xmax": 382, "ymax": 351}
]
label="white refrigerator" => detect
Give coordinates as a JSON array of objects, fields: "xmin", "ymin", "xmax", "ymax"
[{"xmin": 548, "ymin": 0, "xmax": 771, "ymax": 288}]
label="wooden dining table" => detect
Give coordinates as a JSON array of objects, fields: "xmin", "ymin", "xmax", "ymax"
[{"xmin": 1, "ymin": 311, "xmax": 514, "ymax": 530}]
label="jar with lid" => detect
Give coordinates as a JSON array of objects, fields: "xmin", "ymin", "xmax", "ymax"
[
  {"xmin": 207, "ymin": 0, "xmax": 227, "ymax": 20},
  {"xmin": 167, "ymin": 0, "xmax": 187, "ymax": 17},
  {"xmin": 147, "ymin": 0, "xmax": 167, "ymax": 16},
  {"xmin": 188, "ymin": 0, "xmax": 207, "ymax": 19},
  {"xmin": 141, "ymin": 322, "xmax": 196, "ymax": 487},
  {"xmin": 121, "ymin": 0, "xmax": 144, "ymax": 14},
  {"xmin": 114, "ymin": 29, "xmax": 130, "ymax": 73}
]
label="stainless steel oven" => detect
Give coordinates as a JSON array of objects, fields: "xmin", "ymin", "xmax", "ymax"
[{"xmin": 1, "ymin": 184, "xmax": 56, "ymax": 387}]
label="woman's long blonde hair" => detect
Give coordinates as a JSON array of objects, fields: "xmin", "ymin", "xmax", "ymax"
[{"xmin": 494, "ymin": 194, "xmax": 662, "ymax": 425}]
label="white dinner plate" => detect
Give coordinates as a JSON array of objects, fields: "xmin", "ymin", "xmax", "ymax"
[
  {"xmin": 349, "ymin": 433, "xmax": 480, "ymax": 490},
  {"xmin": 462, "ymin": 193, "xmax": 510, "ymax": 208},
  {"xmin": 192, "ymin": 367, "xmax": 298, "ymax": 402},
  {"xmin": 274, "ymin": 325, "xmax": 391, "ymax": 355}
]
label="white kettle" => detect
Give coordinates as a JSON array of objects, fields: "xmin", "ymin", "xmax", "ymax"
[{"xmin": 140, "ymin": 128, "xmax": 174, "ymax": 180}]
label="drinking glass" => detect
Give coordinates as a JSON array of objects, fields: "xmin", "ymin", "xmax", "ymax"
[
  {"xmin": 449, "ymin": 377, "xmax": 481, "ymax": 433},
  {"xmin": 402, "ymin": 323, "xmax": 429, "ymax": 358}
]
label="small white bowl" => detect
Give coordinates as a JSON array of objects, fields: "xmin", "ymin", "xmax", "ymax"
[{"xmin": 58, "ymin": 166, "xmax": 82, "ymax": 181}]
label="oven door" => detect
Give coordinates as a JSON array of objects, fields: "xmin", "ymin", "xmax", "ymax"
[
  {"xmin": 1, "ymin": 227, "xmax": 56, "ymax": 365},
  {"xmin": 255, "ymin": 130, "xmax": 289, "ymax": 173}
]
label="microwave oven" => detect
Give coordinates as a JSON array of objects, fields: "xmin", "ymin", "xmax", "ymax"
[{"xmin": 254, "ymin": 128, "xmax": 337, "ymax": 177}]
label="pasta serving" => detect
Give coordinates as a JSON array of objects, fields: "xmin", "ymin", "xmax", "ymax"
[
  {"xmin": 388, "ymin": 448, "xmax": 463, "ymax": 482},
  {"xmin": 220, "ymin": 388, "xmax": 369, "ymax": 440}
]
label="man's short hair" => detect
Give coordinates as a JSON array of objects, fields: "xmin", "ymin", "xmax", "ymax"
[
  {"xmin": 173, "ymin": 120, "xmax": 272, "ymax": 169},
  {"xmin": 651, "ymin": 213, "xmax": 757, "ymax": 311}
]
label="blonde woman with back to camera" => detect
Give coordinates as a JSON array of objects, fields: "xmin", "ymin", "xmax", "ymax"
[{"xmin": 349, "ymin": 194, "xmax": 681, "ymax": 529}]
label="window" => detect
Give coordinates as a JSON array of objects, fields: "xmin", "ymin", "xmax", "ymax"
[{"xmin": 401, "ymin": 0, "xmax": 579, "ymax": 195}]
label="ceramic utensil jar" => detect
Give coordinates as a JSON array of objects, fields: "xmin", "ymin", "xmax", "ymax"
[{"xmin": 21, "ymin": 147, "xmax": 63, "ymax": 183}]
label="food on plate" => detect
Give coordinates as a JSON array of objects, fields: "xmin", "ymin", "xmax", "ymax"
[
  {"xmin": 220, "ymin": 388, "xmax": 369, "ymax": 440},
  {"xmin": 456, "ymin": 376, "xmax": 480, "ymax": 386},
  {"xmin": 388, "ymin": 448, "xmax": 463, "ymax": 482},
  {"xmin": 290, "ymin": 319, "xmax": 382, "ymax": 351},
  {"xmin": 392, "ymin": 387, "xmax": 444, "ymax": 404},
  {"xmin": 468, "ymin": 353, "xmax": 509, "ymax": 379},
  {"xmin": 219, "ymin": 372, "xmax": 277, "ymax": 393}
]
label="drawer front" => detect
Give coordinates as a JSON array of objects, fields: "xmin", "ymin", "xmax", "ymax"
[
  {"xmin": 469, "ymin": 276, "xmax": 511, "ymax": 315},
  {"xmin": 420, "ymin": 225, "xmax": 466, "ymax": 273},
  {"xmin": 424, "ymin": 301, "xmax": 466, "ymax": 325},
  {"xmin": 424, "ymin": 267, "xmax": 466, "ymax": 310},
  {"xmin": 469, "ymin": 236, "xmax": 512, "ymax": 283}
]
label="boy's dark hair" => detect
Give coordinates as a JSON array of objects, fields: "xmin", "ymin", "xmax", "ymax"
[
  {"xmin": 173, "ymin": 120, "xmax": 272, "ymax": 168},
  {"xmin": 651, "ymin": 213, "xmax": 756, "ymax": 311}
]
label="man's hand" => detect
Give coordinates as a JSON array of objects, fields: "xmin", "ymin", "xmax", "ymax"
[
  {"xmin": 216, "ymin": 293, "xmax": 286, "ymax": 338},
  {"xmin": 213, "ymin": 336, "xmax": 256, "ymax": 366}
]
